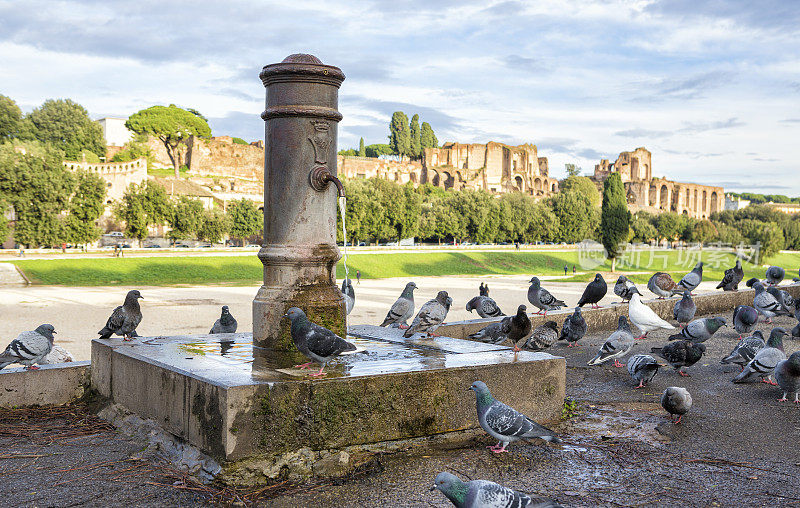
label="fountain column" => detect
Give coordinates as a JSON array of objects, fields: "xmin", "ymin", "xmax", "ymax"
[{"xmin": 253, "ymin": 54, "xmax": 347, "ymax": 350}]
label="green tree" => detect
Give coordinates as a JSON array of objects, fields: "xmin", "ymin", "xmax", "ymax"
[
  {"xmin": 168, "ymin": 196, "xmax": 204, "ymax": 241},
  {"xmin": 560, "ymin": 175, "xmax": 600, "ymax": 207},
  {"xmin": 550, "ymin": 190, "xmax": 597, "ymax": 243},
  {"xmin": 365, "ymin": 144, "xmax": 393, "ymax": 158},
  {"xmin": 526, "ymin": 203, "xmax": 559, "ymax": 243},
  {"xmin": 630, "ymin": 212, "xmax": 657, "ymax": 243},
  {"xmin": 0, "ymin": 95, "xmax": 22, "ymax": 140},
  {"xmin": 565, "ymin": 163, "xmax": 582, "ymax": 177},
  {"xmin": 113, "ymin": 181, "xmax": 172, "ymax": 242},
  {"xmin": 197, "ymin": 208, "xmax": 231, "ymax": 244},
  {"xmin": 358, "ymin": 137, "xmax": 366, "ymax": 157},
  {"xmin": 388, "ymin": 111, "xmax": 411, "ymax": 157},
  {"xmin": 26, "ymin": 99, "xmax": 106, "ymax": 160},
  {"xmin": 654, "ymin": 212, "xmax": 684, "ymax": 242},
  {"xmin": 687, "ymin": 220, "xmax": 718, "ymax": 245},
  {"xmin": 497, "ymin": 192, "xmax": 536, "ymax": 242},
  {"xmin": 420, "ymin": 122, "xmax": 438, "ymax": 150},
  {"xmin": 110, "ymin": 141, "xmax": 152, "ymax": 163},
  {"xmin": 740, "ymin": 220, "xmax": 784, "ymax": 260},
  {"xmin": 65, "ymin": 170, "xmax": 106, "ymax": 245},
  {"xmin": 600, "ymin": 172, "xmax": 630, "ymax": 271},
  {"xmin": 410, "ymin": 114, "xmax": 421, "ymax": 158},
  {"xmin": 126, "ymin": 104, "xmax": 211, "ymax": 178},
  {"xmin": 227, "ymin": 198, "xmax": 262, "ymax": 245}
]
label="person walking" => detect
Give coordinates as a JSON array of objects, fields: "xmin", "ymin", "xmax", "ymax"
[
  {"xmin": 572, "ymin": 265, "xmax": 576, "ymax": 274},
  {"xmin": 564, "ymin": 264, "xmax": 568, "ymax": 276},
  {"xmin": 356, "ymin": 270, "xmax": 361, "ymax": 284}
]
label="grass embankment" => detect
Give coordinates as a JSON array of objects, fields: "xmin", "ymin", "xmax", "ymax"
[{"xmin": 7, "ymin": 250, "xmax": 800, "ymax": 286}]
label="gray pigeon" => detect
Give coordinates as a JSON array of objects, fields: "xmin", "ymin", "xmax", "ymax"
[
  {"xmin": 652, "ymin": 340, "xmax": 705, "ymax": 376},
  {"xmin": 647, "ymin": 272, "xmax": 683, "ymax": 299},
  {"xmin": 469, "ymin": 305, "xmax": 531, "ymax": 348},
  {"xmin": 404, "ymin": 291, "xmax": 452, "ymax": 338},
  {"xmin": 661, "ymin": 386, "xmax": 692, "ymax": 424},
  {"xmin": 766, "ymin": 286, "xmax": 795, "ymax": 314},
  {"xmin": 627, "ymin": 354, "xmax": 661, "ymax": 388},
  {"xmin": 469, "ymin": 381, "xmax": 560, "ymax": 453},
  {"xmin": 793, "ymin": 323, "xmax": 800, "ymax": 339},
  {"xmin": 431, "ymin": 472, "xmax": 563, "ymax": 508},
  {"xmin": 577, "ymin": 273, "xmax": 607, "ymax": 309},
  {"xmin": 753, "ymin": 282, "xmax": 787, "ymax": 323},
  {"xmin": 745, "ymin": 277, "xmax": 760, "ymax": 288},
  {"xmin": 98, "ymin": 290, "xmax": 143, "ymax": 340},
  {"xmin": 521, "ymin": 321, "xmax": 559, "ymax": 351},
  {"xmin": 732, "ymin": 328, "xmax": 787, "ymax": 385},
  {"xmin": 765, "ymin": 266, "xmax": 785, "ymax": 286},
  {"xmin": 210, "ymin": 305, "xmax": 237, "ymax": 334},
  {"xmin": 732, "ymin": 305, "xmax": 758, "ymax": 338},
  {"xmin": 587, "ymin": 316, "xmax": 634, "ymax": 367},
  {"xmin": 677, "ymin": 261, "xmax": 703, "ymax": 294},
  {"xmin": 673, "ymin": 291, "xmax": 696, "ymax": 326},
  {"xmin": 341, "ymin": 278, "xmax": 355, "ymax": 315},
  {"xmin": 0, "ymin": 324, "xmax": 56, "ymax": 370},
  {"xmin": 466, "ymin": 295, "xmax": 505, "ymax": 319},
  {"xmin": 721, "ymin": 331, "xmax": 765, "ymax": 369},
  {"xmin": 559, "ymin": 307, "xmax": 587, "ymax": 347},
  {"xmin": 527, "ymin": 277, "xmax": 566, "ymax": 316},
  {"xmin": 716, "ymin": 259, "xmax": 744, "ymax": 291},
  {"xmin": 284, "ymin": 307, "xmax": 357, "ymax": 377},
  {"xmin": 614, "ymin": 275, "xmax": 640, "ymax": 303},
  {"xmin": 668, "ymin": 317, "xmax": 726, "ymax": 343},
  {"xmin": 380, "ymin": 282, "xmax": 416, "ymax": 328},
  {"xmin": 775, "ymin": 351, "xmax": 800, "ymax": 404}
]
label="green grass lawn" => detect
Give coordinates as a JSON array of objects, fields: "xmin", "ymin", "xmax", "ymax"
[{"xmin": 7, "ymin": 249, "xmax": 800, "ymax": 286}]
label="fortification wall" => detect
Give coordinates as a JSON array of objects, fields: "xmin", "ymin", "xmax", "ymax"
[
  {"xmin": 63, "ymin": 158, "xmax": 148, "ymax": 203},
  {"xmin": 338, "ymin": 156, "xmax": 423, "ymax": 185},
  {"xmin": 186, "ymin": 136, "xmax": 264, "ymax": 182}
]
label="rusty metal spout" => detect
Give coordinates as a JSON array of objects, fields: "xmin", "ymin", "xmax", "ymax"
[{"xmin": 309, "ymin": 166, "xmax": 346, "ymax": 197}]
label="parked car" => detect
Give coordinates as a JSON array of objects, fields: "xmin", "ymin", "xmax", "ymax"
[
  {"xmin": 106, "ymin": 232, "xmax": 124, "ymax": 237},
  {"xmin": 245, "ymin": 244, "xmax": 261, "ymax": 248},
  {"xmin": 357, "ymin": 242, "xmax": 366, "ymax": 246},
  {"xmin": 175, "ymin": 244, "xmax": 190, "ymax": 248},
  {"xmin": 144, "ymin": 244, "xmax": 161, "ymax": 249}
]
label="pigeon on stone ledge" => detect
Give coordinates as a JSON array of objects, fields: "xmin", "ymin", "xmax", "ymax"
[
  {"xmin": 677, "ymin": 261, "xmax": 703, "ymax": 294},
  {"xmin": 210, "ymin": 305, "xmax": 238, "ymax": 334},
  {"xmin": 404, "ymin": 290, "xmax": 452, "ymax": 338},
  {"xmin": 614, "ymin": 275, "xmax": 640, "ymax": 303},
  {"xmin": 765, "ymin": 266, "xmax": 785, "ymax": 286},
  {"xmin": 98, "ymin": 290, "xmax": 143, "ymax": 341},
  {"xmin": 520, "ymin": 321, "xmax": 559, "ymax": 352},
  {"xmin": 466, "ymin": 295, "xmax": 505, "ymax": 319},
  {"xmin": 577, "ymin": 273, "xmax": 607, "ymax": 309},
  {"xmin": 0, "ymin": 324, "xmax": 56, "ymax": 370},
  {"xmin": 716, "ymin": 259, "xmax": 744, "ymax": 291},
  {"xmin": 469, "ymin": 305, "xmax": 530, "ymax": 349},
  {"xmin": 527, "ymin": 277, "xmax": 566, "ymax": 316},
  {"xmin": 673, "ymin": 291, "xmax": 696, "ymax": 327},
  {"xmin": 380, "ymin": 282, "xmax": 416, "ymax": 329},
  {"xmin": 647, "ymin": 272, "xmax": 683, "ymax": 299},
  {"xmin": 341, "ymin": 278, "xmax": 355, "ymax": 315},
  {"xmin": 284, "ymin": 307, "xmax": 356, "ymax": 377},
  {"xmin": 559, "ymin": 307, "xmax": 587, "ymax": 347}
]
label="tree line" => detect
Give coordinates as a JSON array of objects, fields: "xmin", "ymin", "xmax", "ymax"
[{"xmin": 339, "ymin": 111, "xmax": 438, "ymax": 160}]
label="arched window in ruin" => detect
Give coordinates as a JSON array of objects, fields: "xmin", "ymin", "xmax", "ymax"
[
  {"xmin": 551, "ymin": 182, "xmax": 557, "ymax": 192},
  {"xmin": 534, "ymin": 178, "xmax": 542, "ymax": 192},
  {"xmin": 660, "ymin": 185, "xmax": 669, "ymax": 209},
  {"xmin": 642, "ymin": 164, "xmax": 649, "ymax": 179},
  {"xmin": 443, "ymin": 172, "xmax": 454, "ymax": 190},
  {"xmin": 671, "ymin": 189, "xmax": 679, "ymax": 212},
  {"xmin": 694, "ymin": 190, "xmax": 699, "ymax": 211},
  {"xmin": 649, "ymin": 185, "xmax": 657, "ymax": 206},
  {"xmin": 686, "ymin": 189, "xmax": 691, "ymax": 209},
  {"xmin": 710, "ymin": 192, "xmax": 718, "ymax": 212},
  {"xmin": 702, "ymin": 190, "xmax": 707, "ymax": 211},
  {"xmin": 431, "ymin": 171, "xmax": 440, "ymax": 187},
  {"xmin": 515, "ymin": 176, "xmax": 523, "ymax": 191}
]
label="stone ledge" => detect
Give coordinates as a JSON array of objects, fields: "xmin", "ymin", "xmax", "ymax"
[{"xmin": 0, "ymin": 361, "xmax": 90, "ymax": 407}]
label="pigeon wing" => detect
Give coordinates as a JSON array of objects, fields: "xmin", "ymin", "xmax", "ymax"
[
  {"xmin": 98, "ymin": 305, "xmax": 125, "ymax": 337},
  {"xmin": 305, "ymin": 324, "xmax": 356, "ymax": 358},
  {"xmin": 381, "ymin": 297, "xmax": 412, "ymax": 326}
]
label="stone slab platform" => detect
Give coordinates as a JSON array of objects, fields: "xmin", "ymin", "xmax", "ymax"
[
  {"xmin": 91, "ymin": 328, "xmax": 565, "ymax": 463},
  {"xmin": 0, "ymin": 361, "xmax": 89, "ymax": 407}
]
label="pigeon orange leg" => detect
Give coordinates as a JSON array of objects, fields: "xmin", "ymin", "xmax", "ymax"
[
  {"xmin": 778, "ymin": 393, "xmax": 788, "ymax": 402},
  {"xmin": 635, "ymin": 380, "xmax": 645, "ymax": 389},
  {"xmin": 25, "ymin": 365, "xmax": 40, "ymax": 370},
  {"xmin": 673, "ymin": 415, "xmax": 682, "ymax": 424},
  {"xmin": 308, "ymin": 365, "xmax": 327, "ymax": 377},
  {"xmin": 613, "ymin": 360, "xmax": 625, "ymax": 368},
  {"xmin": 294, "ymin": 362, "xmax": 313, "ymax": 369},
  {"xmin": 398, "ymin": 324, "xmax": 409, "ymax": 329},
  {"xmin": 678, "ymin": 370, "xmax": 690, "ymax": 377}
]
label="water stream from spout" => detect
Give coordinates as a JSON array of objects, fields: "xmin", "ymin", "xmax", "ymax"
[{"xmin": 338, "ymin": 196, "xmax": 349, "ymax": 281}]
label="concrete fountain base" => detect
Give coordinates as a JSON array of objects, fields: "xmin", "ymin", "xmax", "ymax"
[{"xmin": 90, "ymin": 327, "xmax": 564, "ymax": 482}]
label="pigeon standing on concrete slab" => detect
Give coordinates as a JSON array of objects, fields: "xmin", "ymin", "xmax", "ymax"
[
  {"xmin": 668, "ymin": 317, "xmax": 726, "ymax": 343},
  {"xmin": 775, "ymin": 352, "xmax": 800, "ymax": 404},
  {"xmin": 469, "ymin": 305, "xmax": 530, "ymax": 348},
  {"xmin": 341, "ymin": 278, "xmax": 355, "ymax": 315},
  {"xmin": 98, "ymin": 290, "xmax": 143, "ymax": 341},
  {"xmin": 466, "ymin": 295, "xmax": 505, "ymax": 319},
  {"xmin": 732, "ymin": 328, "xmax": 787, "ymax": 385},
  {"xmin": 469, "ymin": 381, "xmax": 560, "ymax": 454},
  {"xmin": 284, "ymin": 307, "xmax": 357, "ymax": 377},
  {"xmin": 430, "ymin": 472, "xmax": 563, "ymax": 508},
  {"xmin": 0, "ymin": 324, "xmax": 56, "ymax": 370},
  {"xmin": 588, "ymin": 316, "xmax": 635, "ymax": 367},
  {"xmin": 716, "ymin": 259, "xmax": 744, "ymax": 291},
  {"xmin": 380, "ymin": 282, "xmax": 416, "ymax": 328},
  {"xmin": 210, "ymin": 305, "xmax": 238, "ymax": 334},
  {"xmin": 732, "ymin": 305, "xmax": 759, "ymax": 339},
  {"xmin": 677, "ymin": 262, "xmax": 703, "ymax": 294},
  {"xmin": 577, "ymin": 273, "xmax": 607, "ymax": 309},
  {"xmin": 559, "ymin": 307, "xmax": 587, "ymax": 347},
  {"xmin": 721, "ymin": 331, "xmax": 765, "ymax": 369},
  {"xmin": 765, "ymin": 266, "xmax": 785, "ymax": 286},
  {"xmin": 753, "ymin": 282, "xmax": 787, "ymax": 323},
  {"xmin": 527, "ymin": 277, "xmax": 566, "ymax": 316},
  {"xmin": 627, "ymin": 354, "xmax": 662, "ymax": 388},
  {"xmin": 38, "ymin": 344, "xmax": 74, "ymax": 365},
  {"xmin": 766, "ymin": 286, "xmax": 795, "ymax": 314},
  {"xmin": 648, "ymin": 272, "xmax": 683, "ymax": 299},
  {"xmin": 661, "ymin": 386, "xmax": 692, "ymax": 424},
  {"xmin": 521, "ymin": 321, "xmax": 559, "ymax": 352},
  {"xmin": 673, "ymin": 291, "xmax": 696, "ymax": 327},
  {"xmin": 404, "ymin": 291, "xmax": 452, "ymax": 338},
  {"xmin": 652, "ymin": 340, "xmax": 705, "ymax": 377},
  {"xmin": 614, "ymin": 275, "xmax": 640, "ymax": 303},
  {"xmin": 629, "ymin": 293, "xmax": 676, "ymax": 339}
]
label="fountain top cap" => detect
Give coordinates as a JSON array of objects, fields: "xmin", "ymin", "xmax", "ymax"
[
  {"xmin": 260, "ymin": 53, "xmax": 345, "ymax": 87},
  {"xmin": 282, "ymin": 53, "xmax": 322, "ymax": 64}
]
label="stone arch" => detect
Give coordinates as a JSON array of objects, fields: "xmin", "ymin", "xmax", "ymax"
[
  {"xmin": 649, "ymin": 185, "xmax": 657, "ymax": 206},
  {"xmin": 430, "ymin": 170, "xmax": 440, "ymax": 187},
  {"xmin": 534, "ymin": 177, "xmax": 542, "ymax": 192},
  {"xmin": 702, "ymin": 190, "xmax": 707, "ymax": 212},
  {"xmin": 442, "ymin": 171, "xmax": 454, "ymax": 190},
  {"xmin": 660, "ymin": 184, "xmax": 669, "ymax": 209},
  {"xmin": 514, "ymin": 175, "xmax": 524, "ymax": 191},
  {"xmin": 710, "ymin": 191, "xmax": 718, "ymax": 213},
  {"xmin": 671, "ymin": 189, "xmax": 679, "ymax": 212},
  {"xmin": 551, "ymin": 182, "xmax": 557, "ymax": 192}
]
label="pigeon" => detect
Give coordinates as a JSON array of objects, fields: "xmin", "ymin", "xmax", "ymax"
[
  {"xmin": 775, "ymin": 351, "xmax": 800, "ymax": 404},
  {"xmin": 404, "ymin": 290, "xmax": 452, "ymax": 338},
  {"xmin": 98, "ymin": 290, "xmax": 143, "ymax": 340},
  {"xmin": 527, "ymin": 277, "xmax": 566, "ymax": 316},
  {"xmin": 745, "ymin": 277, "xmax": 759, "ymax": 288},
  {"xmin": 716, "ymin": 259, "xmax": 744, "ymax": 291},
  {"xmin": 466, "ymin": 296, "xmax": 505, "ymax": 319},
  {"xmin": 627, "ymin": 354, "xmax": 662, "ymax": 388},
  {"xmin": 520, "ymin": 321, "xmax": 559, "ymax": 351},
  {"xmin": 721, "ymin": 331, "xmax": 765, "ymax": 368},
  {"xmin": 652, "ymin": 340, "xmax": 705, "ymax": 376},
  {"xmin": 766, "ymin": 286, "xmax": 795, "ymax": 314},
  {"xmin": 559, "ymin": 307, "xmax": 587, "ymax": 347},
  {"xmin": 380, "ymin": 282, "xmax": 417, "ymax": 328},
  {"xmin": 647, "ymin": 272, "xmax": 683, "ymax": 299},
  {"xmin": 614, "ymin": 275, "xmax": 640, "ymax": 303},
  {"xmin": 284, "ymin": 307, "xmax": 357, "ymax": 377},
  {"xmin": 0, "ymin": 324, "xmax": 56, "ymax": 370},
  {"xmin": 673, "ymin": 291, "xmax": 696, "ymax": 326},
  {"xmin": 341, "ymin": 278, "xmax": 355, "ymax": 315},
  {"xmin": 765, "ymin": 266, "xmax": 785, "ymax": 286},
  {"xmin": 661, "ymin": 386, "xmax": 692, "ymax": 424},
  {"xmin": 469, "ymin": 305, "xmax": 531, "ymax": 349},
  {"xmin": 209, "ymin": 305, "xmax": 238, "ymax": 334},
  {"xmin": 38, "ymin": 344, "xmax": 74, "ymax": 365},
  {"xmin": 792, "ymin": 322, "xmax": 800, "ymax": 339},
  {"xmin": 677, "ymin": 261, "xmax": 703, "ymax": 294},
  {"xmin": 469, "ymin": 380, "xmax": 560, "ymax": 453},
  {"xmin": 753, "ymin": 282, "xmax": 788, "ymax": 323},
  {"xmin": 628, "ymin": 293, "xmax": 675, "ymax": 339},
  {"xmin": 587, "ymin": 316, "xmax": 635, "ymax": 367},
  {"xmin": 577, "ymin": 273, "xmax": 607, "ymax": 309},
  {"xmin": 431, "ymin": 472, "xmax": 563, "ymax": 508},
  {"xmin": 668, "ymin": 317, "xmax": 726, "ymax": 343},
  {"xmin": 732, "ymin": 328, "xmax": 787, "ymax": 385},
  {"xmin": 479, "ymin": 282, "xmax": 489, "ymax": 297},
  {"xmin": 732, "ymin": 305, "xmax": 759, "ymax": 338}
]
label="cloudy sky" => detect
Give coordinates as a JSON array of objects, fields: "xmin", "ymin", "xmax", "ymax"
[{"xmin": 1, "ymin": 0, "xmax": 798, "ymax": 194}]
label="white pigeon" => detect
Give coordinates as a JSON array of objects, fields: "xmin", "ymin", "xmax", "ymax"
[{"xmin": 628, "ymin": 293, "xmax": 675, "ymax": 339}]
